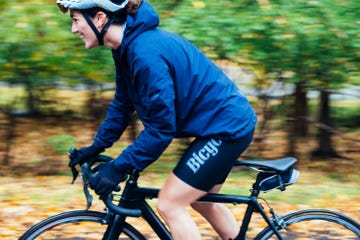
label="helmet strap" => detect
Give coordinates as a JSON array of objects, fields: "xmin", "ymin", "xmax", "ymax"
[{"xmin": 82, "ymin": 12, "xmax": 114, "ymax": 46}]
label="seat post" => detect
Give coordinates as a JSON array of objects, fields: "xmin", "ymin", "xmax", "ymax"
[
  {"xmin": 250, "ymin": 173, "xmax": 262, "ymax": 197},
  {"xmin": 250, "ymin": 187, "xmax": 261, "ymax": 197}
]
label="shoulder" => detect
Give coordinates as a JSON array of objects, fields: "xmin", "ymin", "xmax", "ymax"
[{"xmin": 126, "ymin": 29, "xmax": 166, "ymax": 62}]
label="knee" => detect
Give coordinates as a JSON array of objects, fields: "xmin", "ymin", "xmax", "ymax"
[
  {"xmin": 157, "ymin": 195, "xmax": 178, "ymax": 220},
  {"xmin": 156, "ymin": 197, "xmax": 167, "ymax": 217}
]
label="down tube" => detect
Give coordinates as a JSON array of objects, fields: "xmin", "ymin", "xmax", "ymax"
[{"xmin": 139, "ymin": 201, "xmax": 172, "ymax": 240}]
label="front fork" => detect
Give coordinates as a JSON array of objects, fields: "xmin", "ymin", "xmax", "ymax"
[
  {"xmin": 102, "ymin": 208, "xmax": 128, "ymax": 240},
  {"xmin": 102, "ymin": 172, "xmax": 140, "ymax": 240}
]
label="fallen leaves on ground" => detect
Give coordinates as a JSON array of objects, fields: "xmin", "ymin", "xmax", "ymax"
[{"xmin": 1, "ymin": 172, "xmax": 359, "ymax": 240}]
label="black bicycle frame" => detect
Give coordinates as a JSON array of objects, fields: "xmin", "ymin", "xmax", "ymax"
[{"xmin": 103, "ymin": 171, "xmax": 283, "ymax": 240}]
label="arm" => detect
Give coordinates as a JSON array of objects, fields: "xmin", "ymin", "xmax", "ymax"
[
  {"xmin": 93, "ymin": 69, "xmax": 135, "ymax": 149},
  {"xmin": 88, "ymin": 45, "xmax": 177, "ymax": 198},
  {"xmin": 113, "ymin": 54, "xmax": 177, "ymax": 172}
]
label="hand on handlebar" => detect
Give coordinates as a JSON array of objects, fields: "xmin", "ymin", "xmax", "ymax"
[
  {"xmin": 89, "ymin": 161, "xmax": 128, "ymax": 199},
  {"xmin": 68, "ymin": 149, "xmax": 142, "ymax": 217},
  {"xmin": 68, "ymin": 145, "xmax": 104, "ymax": 167}
]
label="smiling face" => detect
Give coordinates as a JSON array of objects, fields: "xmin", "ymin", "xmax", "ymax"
[{"xmin": 70, "ymin": 9, "xmax": 99, "ymax": 49}]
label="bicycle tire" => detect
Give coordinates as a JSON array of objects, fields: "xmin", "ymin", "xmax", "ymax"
[
  {"xmin": 255, "ymin": 209, "xmax": 360, "ymax": 240},
  {"xmin": 18, "ymin": 210, "xmax": 146, "ymax": 240}
]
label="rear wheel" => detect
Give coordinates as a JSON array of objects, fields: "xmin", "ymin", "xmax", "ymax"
[
  {"xmin": 19, "ymin": 210, "xmax": 146, "ymax": 240},
  {"xmin": 256, "ymin": 209, "xmax": 360, "ymax": 239}
]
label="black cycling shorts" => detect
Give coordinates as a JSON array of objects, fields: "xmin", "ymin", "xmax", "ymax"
[{"xmin": 173, "ymin": 129, "xmax": 254, "ymax": 191}]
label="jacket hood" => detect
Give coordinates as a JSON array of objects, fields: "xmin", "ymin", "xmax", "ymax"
[{"xmin": 122, "ymin": 1, "xmax": 160, "ymax": 49}]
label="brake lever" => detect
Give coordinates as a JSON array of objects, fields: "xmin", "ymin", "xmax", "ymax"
[
  {"xmin": 68, "ymin": 147, "xmax": 93, "ymax": 210},
  {"xmin": 82, "ymin": 173, "xmax": 93, "ymax": 210},
  {"xmin": 80, "ymin": 162, "xmax": 97, "ymax": 211},
  {"xmin": 70, "ymin": 166, "xmax": 79, "ymax": 184},
  {"xmin": 68, "ymin": 147, "xmax": 79, "ymax": 184}
]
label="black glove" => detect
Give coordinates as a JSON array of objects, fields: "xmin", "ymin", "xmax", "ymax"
[
  {"xmin": 89, "ymin": 161, "xmax": 127, "ymax": 199},
  {"xmin": 69, "ymin": 145, "xmax": 104, "ymax": 167}
]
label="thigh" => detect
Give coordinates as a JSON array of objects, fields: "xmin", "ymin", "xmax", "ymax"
[{"xmin": 158, "ymin": 172, "xmax": 207, "ymax": 207}]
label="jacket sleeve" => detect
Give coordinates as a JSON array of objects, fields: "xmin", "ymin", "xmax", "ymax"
[
  {"xmin": 93, "ymin": 70, "xmax": 135, "ymax": 149},
  {"xmin": 113, "ymin": 53, "xmax": 177, "ymax": 172}
]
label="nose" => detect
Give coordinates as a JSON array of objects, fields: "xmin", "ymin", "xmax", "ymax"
[{"xmin": 71, "ymin": 23, "xmax": 78, "ymax": 34}]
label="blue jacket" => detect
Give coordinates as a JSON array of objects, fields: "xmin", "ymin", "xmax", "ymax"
[{"xmin": 93, "ymin": 2, "xmax": 257, "ymax": 171}]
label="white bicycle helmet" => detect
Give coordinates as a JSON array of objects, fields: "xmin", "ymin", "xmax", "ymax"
[
  {"xmin": 56, "ymin": 0, "xmax": 129, "ymax": 13},
  {"xmin": 57, "ymin": 0, "xmax": 129, "ymax": 45}
]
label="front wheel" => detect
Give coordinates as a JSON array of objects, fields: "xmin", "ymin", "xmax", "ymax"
[
  {"xmin": 19, "ymin": 210, "xmax": 146, "ymax": 240},
  {"xmin": 256, "ymin": 209, "xmax": 360, "ymax": 239}
]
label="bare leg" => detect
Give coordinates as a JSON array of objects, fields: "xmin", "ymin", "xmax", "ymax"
[
  {"xmin": 157, "ymin": 173, "xmax": 207, "ymax": 240},
  {"xmin": 191, "ymin": 184, "xmax": 239, "ymax": 240}
]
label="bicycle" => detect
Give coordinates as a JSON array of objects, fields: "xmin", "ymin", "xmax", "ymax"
[{"xmin": 19, "ymin": 148, "xmax": 360, "ymax": 239}]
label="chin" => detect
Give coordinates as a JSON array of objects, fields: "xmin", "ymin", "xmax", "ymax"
[
  {"xmin": 85, "ymin": 44, "xmax": 96, "ymax": 49},
  {"xmin": 84, "ymin": 40, "xmax": 98, "ymax": 49}
]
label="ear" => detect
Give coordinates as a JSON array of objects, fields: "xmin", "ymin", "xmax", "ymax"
[{"xmin": 95, "ymin": 11, "xmax": 108, "ymax": 29}]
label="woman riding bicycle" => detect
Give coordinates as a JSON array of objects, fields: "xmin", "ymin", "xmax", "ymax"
[{"xmin": 56, "ymin": 0, "xmax": 257, "ymax": 239}]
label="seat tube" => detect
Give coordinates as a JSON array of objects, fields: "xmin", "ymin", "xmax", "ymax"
[{"xmin": 238, "ymin": 198, "xmax": 257, "ymax": 238}]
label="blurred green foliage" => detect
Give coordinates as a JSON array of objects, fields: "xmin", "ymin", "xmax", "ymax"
[
  {"xmin": 1, "ymin": 0, "xmax": 359, "ymax": 114},
  {"xmin": 46, "ymin": 134, "xmax": 76, "ymax": 154},
  {"xmin": 156, "ymin": 0, "xmax": 360, "ymax": 90},
  {"xmin": 1, "ymin": 0, "xmax": 115, "ymax": 85},
  {"xmin": 332, "ymin": 104, "xmax": 360, "ymax": 128}
]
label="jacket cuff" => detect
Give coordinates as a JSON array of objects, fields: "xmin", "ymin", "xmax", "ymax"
[{"xmin": 113, "ymin": 155, "xmax": 134, "ymax": 173}]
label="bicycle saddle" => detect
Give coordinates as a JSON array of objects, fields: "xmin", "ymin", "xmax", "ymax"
[{"xmin": 234, "ymin": 157, "xmax": 297, "ymax": 172}]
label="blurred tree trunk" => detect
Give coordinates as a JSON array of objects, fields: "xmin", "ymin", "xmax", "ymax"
[
  {"xmin": 287, "ymin": 82, "xmax": 309, "ymax": 156},
  {"xmin": 1, "ymin": 112, "xmax": 16, "ymax": 165},
  {"xmin": 258, "ymin": 96, "xmax": 271, "ymax": 137},
  {"xmin": 294, "ymin": 82, "xmax": 308, "ymax": 137},
  {"xmin": 287, "ymin": 116, "xmax": 296, "ymax": 157},
  {"xmin": 25, "ymin": 84, "xmax": 38, "ymax": 116},
  {"xmin": 312, "ymin": 89, "xmax": 338, "ymax": 157}
]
